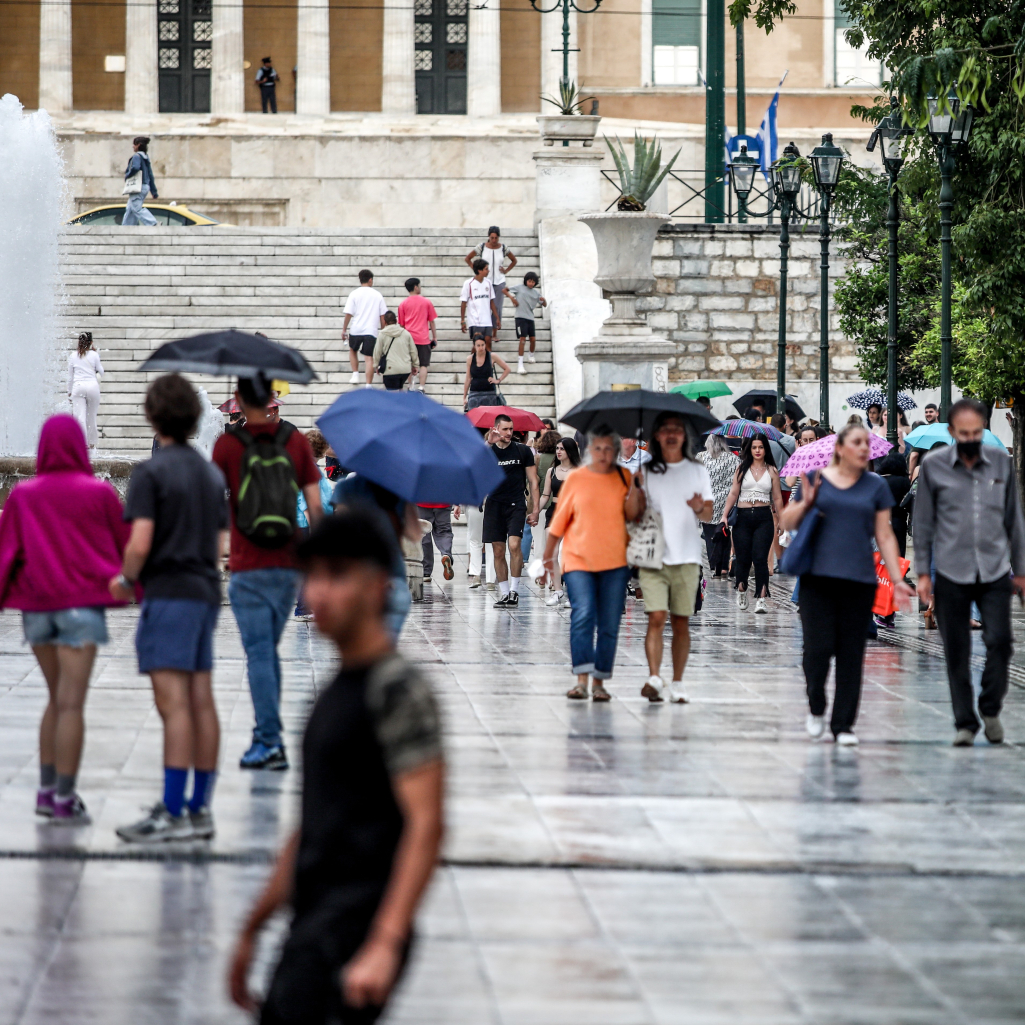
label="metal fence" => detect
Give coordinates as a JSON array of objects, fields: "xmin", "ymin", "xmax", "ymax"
[{"xmin": 600, "ymin": 168, "xmax": 827, "ymax": 224}]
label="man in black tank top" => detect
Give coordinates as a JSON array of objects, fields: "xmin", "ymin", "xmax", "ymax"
[{"xmin": 229, "ymin": 509, "xmax": 444, "ymax": 1024}]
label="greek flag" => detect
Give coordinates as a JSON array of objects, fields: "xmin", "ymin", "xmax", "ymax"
[{"xmin": 755, "ymin": 71, "xmax": 788, "ymax": 177}]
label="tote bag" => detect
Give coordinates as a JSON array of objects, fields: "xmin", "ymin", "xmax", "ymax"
[
  {"xmin": 625, "ymin": 469, "xmax": 665, "ymax": 570},
  {"xmin": 778, "ymin": 505, "xmax": 821, "ymax": 577}
]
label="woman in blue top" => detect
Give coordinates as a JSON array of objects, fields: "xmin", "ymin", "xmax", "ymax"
[{"xmin": 781, "ymin": 423, "xmax": 913, "ymax": 746}]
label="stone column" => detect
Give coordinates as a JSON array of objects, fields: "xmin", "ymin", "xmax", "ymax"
[
  {"xmin": 381, "ymin": 0, "xmax": 415, "ymax": 114},
  {"xmin": 467, "ymin": 0, "xmax": 501, "ymax": 117},
  {"xmin": 211, "ymin": 0, "xmax": 245, "ymax": 112},
  {"xmin": 38, "ymin": 0, "xmax": 73, "ymax": 113},
  {"xmin": 125, "ymin": 0, "xmax": 159, "ymax": 114},
  {"xmin": 540, "ymin": 5, "xmax": 576, "ymax": 110},
  {"xmin": 296, "ymin": 0, "xmax": 331, "ymax": 114}
]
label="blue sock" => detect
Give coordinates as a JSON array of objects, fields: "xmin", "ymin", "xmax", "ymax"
[
  {"xmin": 188, "ymin": 770, "xmax": 215, "ymax": 813},
  {"xmin": 163, "ymin": 767, "xmax": 189, "ymax": 818}
]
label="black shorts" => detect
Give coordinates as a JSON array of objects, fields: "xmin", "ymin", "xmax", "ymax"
[
  {"xmin": 415, "ymin": 343, "xmax": 431, "ymax": 367},
  {"xmin": 515, "ymin": 317, "xmax": 535, "ymax": 339},
  {"xmin": 468, "ymin": 325, "xmax": 492, "ymax": 339},
  {"xmin": 483, "ymin": 500, "xmax": 527, "ymax": 543},
  {"xmin": 348, "ymin": 334, "xmax": 376, "ymax": 356},
  {"xmin": 382, "ymin": 373, "xmax": 406, "ymax": 390}
]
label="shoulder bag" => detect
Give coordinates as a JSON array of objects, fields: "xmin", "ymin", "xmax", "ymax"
[
  {"xmin": 122, "ymin": 170, "xmax": 143, "ymax": 195},
  {"xmin": 377, "ymin": 335, "xmax": 398, "ymax": 376},
  {"xmin": 778, "ymin": 473, "xmax": 823, "ymax": 577},
  {"xmin": 624, "ymin": 468, "xmax": 665, "ymax": 570}
]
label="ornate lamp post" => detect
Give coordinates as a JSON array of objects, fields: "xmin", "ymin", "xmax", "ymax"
[
  {"xmin": 867, "ymin": 97, "xmax": 912, "ymax": 444},
  {"xmin": 927, "ymin": 93, "xmax": 974, "ymax": 421},
  {"xmin": 809, "ymin": 133, "xmax": 844, "ymax": 426},
  {"xmin": 529, "ymin": 0, "xmax": 603, "ymax": 94},
  {"xmin": 768, "ymin": 142, "xmax": 803, "ymax": 418},
  {"xmin": 728, "ymin": 142, "xmax": 759, "ymax": 224}
]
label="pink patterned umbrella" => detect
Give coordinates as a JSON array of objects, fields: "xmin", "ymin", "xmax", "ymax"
[{"xmin": 779, "ymin": 432, "xmax": 892, "ymax": 476}]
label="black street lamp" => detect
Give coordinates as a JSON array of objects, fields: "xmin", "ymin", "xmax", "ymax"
[
  {"xmin": 927, "ymin": 93, "xmax": 974, "ymax": 421},
  {"xmin": 728, "ymin": 142, "xmax": 759, "ymax": 224},
  {"xmin": 809, "ymin": 132, "xmax": 844, "ymax": 427},
  {"xmin": 529, "ymin": 0, "xmax": 603, "ymax": 99},
  {"xmin": 867, "ymin": 96, "xmax": 912, "ymax": 444},
  {"xmin": 768, "ymin": 142, "xmax": 802, "ymax": 419}
]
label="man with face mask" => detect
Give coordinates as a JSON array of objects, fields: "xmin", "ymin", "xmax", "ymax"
[{"xmin": 914, "ymin": 398, "xmax": 1025, "ymax": 747}]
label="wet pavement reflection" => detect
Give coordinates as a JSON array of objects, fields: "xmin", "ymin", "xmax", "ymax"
[{"xmin": 1, "ymin": 555, "xmax": 1024, "ymax": 1024}]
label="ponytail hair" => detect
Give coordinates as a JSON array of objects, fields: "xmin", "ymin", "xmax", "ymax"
[{"xmin": 77, "ymin": 332, "xmax": 93, "ymax": 357}]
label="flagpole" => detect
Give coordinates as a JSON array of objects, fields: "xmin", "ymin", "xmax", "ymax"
[{"xmin": 704, "ymin": 0, "xmax": 726, "ymax": 223}]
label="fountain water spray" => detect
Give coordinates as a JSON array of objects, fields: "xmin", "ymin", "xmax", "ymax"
[{"xmin": 0, "ymin": 95, "xmax": 64, "ymax": 455}]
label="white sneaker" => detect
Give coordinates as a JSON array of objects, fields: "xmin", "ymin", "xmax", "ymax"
[
  {"xmin": 558, "ymin": 594, "xmax": 571, "ymax": 608},
  {"xmin": 545, "ymin": 590, "xmax": 565, "ymax": 606},
  {"xmin": 737, "ymin": 589, "xmax": 749, "ymax": 611},
  {"xmin": 805, "ymin": 714, "xmax": 825, "ymax": 739},
  {"xmin": 349, "ymin": 371, "xmax": 360, "ymax": 384},
  {"xmin": 836, "ymin": 732, "xmax": 859, "ymax": 747},
  {"xmin": 517, "ymin": 362, "xmax": 525, "ymax": 374},
  {"xmin": 641, "ymin": 675, "xmax": 665, "ymax": 702},
  {"xmin": 528, "ymin": 354, "xmax": 536, "ymax": 363},
  {"xmin": 668, "ymin": 681, "xmax": 689, "ymax": 704},
  {"xmin": 754, "ymin": 598, "xmax": 768, "ymax": 614},
  {"xmin": 468, "ymin": 576, "xmax": 481, "ymax": 588}
]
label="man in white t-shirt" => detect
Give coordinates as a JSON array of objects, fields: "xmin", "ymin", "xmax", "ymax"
[
  {"xmin": 465, "ymin": 227, "xmax": 516, "ymax": 340},
  {"xmin": 636, "ymin": 413, "xmax": 714, "ymax": 704},
  {"xmin": 342, "ymin": 269, "xmax": 388, "ymax": 386},
  {"xmin": 460, "ymin": 260, "xmax": 500, "ymax": 347}
]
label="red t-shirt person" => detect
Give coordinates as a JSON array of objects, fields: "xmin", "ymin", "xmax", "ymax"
[
  {"xmin": 213, "ymin": 421, "xmax": 321, "ymax": 573},
  {"xmin": 397, "ymin": 294, "xmax": 438, "ymax": 348}
]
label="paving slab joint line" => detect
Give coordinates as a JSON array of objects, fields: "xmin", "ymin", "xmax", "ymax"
[{"xmin": 4, "ymin": 849, "xmax": 1025, "ymax": 878}]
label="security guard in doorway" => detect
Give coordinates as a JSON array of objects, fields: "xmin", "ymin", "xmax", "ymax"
[{"xmin": 255, "ymin": 57, "xmax": 279, "ymax": 114}]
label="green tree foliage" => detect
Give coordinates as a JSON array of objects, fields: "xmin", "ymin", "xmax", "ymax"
[{"xmin": 730, "ymin": 0, "xmax": 1025, "ymax": 495}]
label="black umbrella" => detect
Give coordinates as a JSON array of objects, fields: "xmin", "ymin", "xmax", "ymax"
[
  {"xmin": 561, "ymin": 389, "xmax": 721, "ymax": 441},
  {"xmin": 733, "ymin": 389, "xmax": 806, "ymax": 421},
  {"xmin": 138, "ymin": 330, "xmax": 317, "ymax": 383}
]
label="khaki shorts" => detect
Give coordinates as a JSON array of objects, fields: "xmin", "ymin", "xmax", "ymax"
[{"xmin": 638, "ymin": 563, "xmax": 702, "ymax": 616}]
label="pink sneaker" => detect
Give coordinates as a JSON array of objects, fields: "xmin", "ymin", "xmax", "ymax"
[
  {"xmin": 51, "ymin": 793, "xmax": 91, "ymax": 825},
  {"xmin": 35, "ymin": 789, "xmax": 55, "ymax": 818}
]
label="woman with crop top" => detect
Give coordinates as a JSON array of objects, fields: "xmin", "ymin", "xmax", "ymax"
[
  {"xmin": 721, "ymin": 436, "xmax": 784, "ymax": 614},
  {"xmin": 463, "ymin": 333, "xmax": 510, "ymax": 410}
]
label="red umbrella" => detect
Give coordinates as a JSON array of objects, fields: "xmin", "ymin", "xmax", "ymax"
[{"xmin": 465, "ymin": 405, "xmax": 546, "ymax": 432}]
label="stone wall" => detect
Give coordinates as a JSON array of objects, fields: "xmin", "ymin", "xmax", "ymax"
[{"xmin": 641, "ymin": 222, "xmax": 859, "ymax": 385}]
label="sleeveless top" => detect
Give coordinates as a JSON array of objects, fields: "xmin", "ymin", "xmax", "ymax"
[
  {"xmin": 739, "ymin": 466, "xmax": 772, "ymax": 504},
  {"xmin": 549, "ymin": 468, "xmax": 568, "ymax": 505},
  {"xmin": 469, "ymin": 352, "xmax": 495, "ymax": 393}
]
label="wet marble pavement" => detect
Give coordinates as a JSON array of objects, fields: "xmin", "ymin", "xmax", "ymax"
[{"xmin": 2, "ymin": 556, "xmax": 1024, "ymax": 1024}]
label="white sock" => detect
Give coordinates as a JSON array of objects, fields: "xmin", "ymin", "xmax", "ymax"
[
  {"xmin": 510, "ymin": 576, "xmax": 521, "ymax": 593},
  {"xmin": 499, "ymin": 580, "xmax": 511, "ymax": 596}
]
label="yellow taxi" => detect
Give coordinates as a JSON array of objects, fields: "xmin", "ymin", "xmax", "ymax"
[{"xmin": 67, "ymin": 203, "xmax": 225, "ymax": 226}]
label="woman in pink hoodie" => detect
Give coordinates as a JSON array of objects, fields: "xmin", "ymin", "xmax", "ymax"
[{"xmin": 0, "ymin": 415, "xmax": 129, "ymax": 823}]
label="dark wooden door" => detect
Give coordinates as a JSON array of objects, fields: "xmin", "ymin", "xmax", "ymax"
[
  {"xmin": 414, "ymin": 0, "xmax": 468, "ymax": 114},
  {"xmin": 157, "ymin": 0, "xmax": 212, "ymax": 112}
]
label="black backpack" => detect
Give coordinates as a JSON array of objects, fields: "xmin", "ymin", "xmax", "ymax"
[{"xmin": 229, "ymin": 422, "xmax": 299, "ymax": 548}]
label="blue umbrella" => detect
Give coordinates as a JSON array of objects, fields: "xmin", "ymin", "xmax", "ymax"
[
  {"xmin": 317, "ymin": 390, "xmax": 505, "ymax": 505},
  {"xmin": 904, "ymin": 422, "xmax": 1007, "ymax": 451}
]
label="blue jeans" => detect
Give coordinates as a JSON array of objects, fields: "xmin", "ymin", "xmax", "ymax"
[
  {"xmin": 123, "ymin": 192, "xmax": 157, "ymax": 226},
  {"xmin": 563, "ymin": 566, "xmax": 631, "ymax": 679},
  {"xmin": 229, "ymin": 568, "xmax": 299, "ymax": 748}
]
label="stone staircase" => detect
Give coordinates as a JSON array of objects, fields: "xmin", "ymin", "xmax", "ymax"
[{"xmin": 61, "ymin": 227, "xmax": 555, "ymax": 455}]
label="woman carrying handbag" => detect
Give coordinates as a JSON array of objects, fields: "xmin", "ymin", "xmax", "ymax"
[
  {"xmin": 629, "ymin": 413, "xmax": 714, "ymax": 704},
  {"xmin": 780, "ymin": 423, "xmax": 913, "ymax": 746}
]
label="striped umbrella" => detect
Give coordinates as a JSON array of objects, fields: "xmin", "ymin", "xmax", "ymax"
[
  {"xmin": 846, "ymin": 388, "xmax": 916, "ymax": 412},
  {"xmin": 706, "ymin": 419, "xmax": 785, "ymax": 441}
]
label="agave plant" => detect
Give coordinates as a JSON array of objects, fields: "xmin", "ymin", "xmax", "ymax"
[
  {"xmin": 605, "ymin": 133, "xmax": 680, "ymax": 211},
  {"xmin": 540, "ymin": 77, "xmax": 594, "ymax": 116}
]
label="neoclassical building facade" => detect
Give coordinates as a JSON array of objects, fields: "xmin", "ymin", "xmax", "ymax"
[{"xmin": 5, "ymin": 0, "xmax": 878, "ymax": 128}]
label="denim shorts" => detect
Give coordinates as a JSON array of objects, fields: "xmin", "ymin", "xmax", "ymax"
[
  {"xmin": 136, "ymin": 598, "xmax": 219, "ymax": 674},
  {"xmin": 23, "ymin": 607, "xmax": 108, "ymax": 648}
]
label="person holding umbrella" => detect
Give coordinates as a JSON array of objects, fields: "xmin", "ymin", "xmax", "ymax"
[
  {"xmin": 213, "ymin": 375, "xmax": 324, "ymax": 771},
  {"xmin": 542, "ymin": 426, "xmax": 644, "ymax": 700}
]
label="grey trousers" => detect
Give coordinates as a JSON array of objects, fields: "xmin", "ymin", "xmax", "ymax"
[{"xmin": 419, "ymin": 506, "xmax": 454, "ymax": 578}]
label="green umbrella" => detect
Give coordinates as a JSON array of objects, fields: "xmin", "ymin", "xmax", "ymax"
[{"xmin": 670, "ymin": 380, "xmax": 733, "ymax": 400}]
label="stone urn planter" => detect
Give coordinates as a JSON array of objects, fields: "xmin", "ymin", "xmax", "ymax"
[
  {"xmin": 575, "ymin": 211, "xmax": 675, "ymax": 396},
  {"xmin": 537, "ymin": 114, "xmax": 601, "ymax": 147}
]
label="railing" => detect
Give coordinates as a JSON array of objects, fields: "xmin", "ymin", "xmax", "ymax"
[{"xmin": 600, "ymin": 169, "xmax": 828, "ymax": 225}]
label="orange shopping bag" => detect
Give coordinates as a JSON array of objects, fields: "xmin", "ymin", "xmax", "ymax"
[{"xmin": 873, "ymin": 551, "xmax": 911, "ymax": 617}]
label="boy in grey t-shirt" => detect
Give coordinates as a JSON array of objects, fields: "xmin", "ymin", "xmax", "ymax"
[{"xmin": 504, "ymin": 272, "xmax": 546, "ymax": 374}]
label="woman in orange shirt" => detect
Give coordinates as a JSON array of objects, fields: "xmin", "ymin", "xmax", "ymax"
[{"xmin": 543, "ymin": 426, "xmax": 644, "ymax": 700}]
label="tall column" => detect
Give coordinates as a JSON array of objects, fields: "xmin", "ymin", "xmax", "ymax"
[
  {"xmin": 297, "ymin": 0, "xmax": 331, "ymax": 114},
  {"xmin": 125, "ymin": 0, "xmax": 159, "ymax": 114},
  {"xmin": 381, "ymin": 0, "xmax": 415, "ymax": 113},
  {"xmin": 540, "ymin": 3, "xmax": 577, "ymax": 110},
  {"xmin": 38, "ymin": 0, "xmax": 73, "ymax": 113},
  {"xmin": 467, "ymin": 0, "xmax": 501, "ymax": 117},
  {"xmin": 212, "ymin": 0, "xmax": 245, "ymax": 112}
]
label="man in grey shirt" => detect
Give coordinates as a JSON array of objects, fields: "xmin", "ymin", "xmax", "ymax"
[{"xmin": 914, "ymin": 398, "xmax": 1025, "ymax": 746}]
